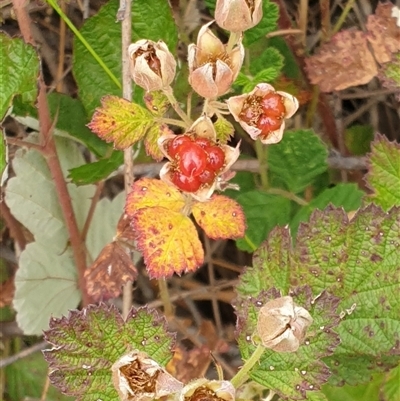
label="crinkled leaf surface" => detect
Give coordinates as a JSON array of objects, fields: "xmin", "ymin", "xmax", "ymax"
[
  {"xmin": 365, "ymin": 135, "xmax": 400, "ymax": 210},
  {"xmin": 125, "ymin": 178, "xmax": 185, "ymax": 216},
  {"xmin": 243, "ymin": 0, "xmax": 279, "ymax": 46},
  {"xmin": 249, "ymin": 47, "xmax": 284, "ymax": 77},
  {"xmin": 236, "ymin": 205, "xmax": 400, "ymax": 394},
  {"xmin": 13, "ymin": 242, "xmax": 81, "ymax": 336},
  {"xmin": 290, "ymin": 183, "xmax": 363, "ymax": 236},
  {"xmin": 236, "ymin": 287, "xmax": 340, "ymax": 400},
  {"xmin": 88, "ymin": 96, "xmax": 164, "ymax": 161},
  {"xmin": 268, "ymin": 129, "xmax": 328, "ymax": 194},
  {"xmin": 235, "ymin": 190, "xmax": 291, "ymax": 252},
  {"xmin": 134, "ymin": 207, "xmax": 204, "ymax": 278},
  {"xmin": 44, "ymin": 304, "xmax": 174, "ymax": 400},
  {"xmin": 0, "ymin": 33, "xmax": 39, "ymax": 120},
  {"xmin": 73, "ymin": 0, "xmax": 178, "ymax": 116},
  {"xmin": 192, "ymin": 195, "xmax": 246, "ymax": 239}
]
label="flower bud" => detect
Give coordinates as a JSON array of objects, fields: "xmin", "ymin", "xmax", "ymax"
[
  {"xmin": 180, "ymin": 379, "xmax": 235, "ymax": 401},
  {"xmin": 188, "ymin": 22, "xmax": 244, "ymax": 99},
  {"xmin": 128, "ymin": 40, "xmax": 176, "ymax": 92},
  {"xmin": 111, "ymin": 350, "xmax": 183, "ymax": 401},
  {"xmin": 227, "ymin": 83, "xmax": 299, "ymax": 144},
  {"xmin": 215, "ymin": 0, "xmax": 263, "ymax": 32},
  {"xmin": 256, "ymin": 296, "xmax": 313, "ymax": 352},
  {"xmin": 158, "ymin": 115, "xmax": 240, "ymax": 202}
]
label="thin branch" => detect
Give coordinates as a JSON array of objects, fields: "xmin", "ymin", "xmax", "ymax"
[
  {"xmin": 0, "ymin": 341, "xmax": 48, "ymax": 368},
  {"xmin": 12, "ymin": 0, "xmax": 91, "ymax": 306}
]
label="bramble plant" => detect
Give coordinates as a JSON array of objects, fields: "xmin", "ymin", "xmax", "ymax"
[{"xmin": 1, "ymin": 0, "xmax": 399, "ymax": 401}]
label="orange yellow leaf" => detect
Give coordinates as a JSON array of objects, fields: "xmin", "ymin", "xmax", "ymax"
[
  {"xmin": 133, "ymin": 207, "xmax": 204, "ymax": 278},
  {"xmin": 144, "ymin": 91, "xmax": 170, "ymax": 116},
  {"xmin": 192, "ymin": 195, "xmax": 246, "ymax": 239},
  {"xmin": 125, "ymin": 178, "xmax": 185, "ymax": 217},
  {"xmin": 144, "ymin": 123, "xmax": 166, "ymax": 162},
  {"xmin": 88, "ymin": 95, "xmax": 154, "ymax": 150}
]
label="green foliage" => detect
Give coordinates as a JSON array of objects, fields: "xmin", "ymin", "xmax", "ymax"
[
  {"xmin": 68, "ymin": 150, "xmax": 123, "ymax": 185},
  {"xmin": 290, "ymin": 183, "xmax": 364, "ymax": 236},
  {"xmin": 73, "ymin": 0, "xmax": 178, "ymax": 116},
  {"xmin": 268, "ymin": 129, "xmax": 328, "ymax": 193},
  {"xmin": 5, "ymin": 136, "xmax": 124, "ymax": 334},
  {"xmin": 365, "ymin": 135, "xmax": 400, "ymax": 210},
  {"xmin": 0, "ymin": 33, "xmax": 39, "ymax": 120},
  {"xmin": 244, "ymin": 1, "xmax": 279, "ymax": 46},
  {"xmin": 0, "ymin": 128, "xmax": 7, "ymax": 185},
  {"xmin": 344, "ymin": 124, "xmax": 374, "ymax": 156},
  {"xmin": 5, "ymin": 352, "xmax": 73, "ymax": 401},
  {"xmin": 43, "ymin": 305, "xmax": 175, "ymax": 400},
  {"xmin": 236, "ymin": 205, "xmax": 400, "ymax": 396},
  {"xmin": 235, "ymin": 191, "xmax": 291, "ymax": 252}
]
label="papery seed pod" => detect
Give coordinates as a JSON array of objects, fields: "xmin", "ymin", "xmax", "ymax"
[
  {"xmin": 188, "ymin": 22, "xmax": 244, "ymax": 99},
  {"xmin": 111, "ymin": 350, "xmax": 183, "ymax": 401},
  {"xmin": 215, "ymin": 0, "xmax": 263, "ymax": 32},
  {"xmin": 128, "ymin": 39, "xmax": 176, "ymax": 92},
  {"xmin": 227, "ymin": 83, "xmax": 299, "ymax": 144},
  {"xmin": 179, "ymin": 378, "xmax": 236, "ymax": 401},
  {"xmin": 158, "ymin": 115, "xmax": 240, "ymax": 202},
  {"xmin": 256, "ymin": 296, "xmax": 313, "ymax": 352}
]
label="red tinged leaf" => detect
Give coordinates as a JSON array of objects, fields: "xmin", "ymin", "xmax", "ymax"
[
  {"xmin": 133, "ymin": 207, "xmax": 204, "ymax": 278},
  {"xmin": 116, "ymin": 213, "xmax": 136, "ymax": 241},
  {"xmin": 192, "ymin": 195, "xmax": 246, "ymax": 239},
  {"xmin": 84, "ymin": 242, "xmax": 137, "ymax": 302},
  {"xmin": 88, "ymin": 95, "xmax": 164, "ymax": 160},
  {"xmin": 125, "ymin": 178, "xmax": 185, "ymax": 217}
]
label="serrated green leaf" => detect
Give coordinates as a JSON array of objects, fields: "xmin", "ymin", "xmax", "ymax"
[
  {"xmin": 0, "ymin": 128, "xmax": 7, "ymax": 186},
  {"xmin": 267, "ymin": 37, "xmax": 301, "ymax": 79},
  {"xmin": 43, "ymin": 304, "xmax": 175, "ymax": 400},
  {"xmin": 237, "ymin": 287, "xmax": 340, "ymax": 399},
  {"xmin": 268, "ymin": 129, "xmax": 328, "ymax": 194},
  {"xmin": 0, "ymin": 33, "xmax": 39, "ymax": 120},
  {"xmin": 382, "ymin": 364, "xmax": 400, "ymax": 401},
  {"xmin": 253, "ymin": 67, "xmax": 281, "ymax": 84},
  {"xmin": 68, "ymin": 150, "xmax": 123, "ymax": 185},
  {"xmin": 73, "ymin": 0, "xmax": 178, "ymax": 116},
  {"xmin": 14, "ymin": 242, "xmax": 81, "ymax": 336},
  {"xmin": 244, "ymin": 0, "xmax": 279, "ymax": 47},
  {"xmin": 235, "ymin": 191, "xmax": 291, "ymax": 252},
  {"xmin": 214, "ymin": 115, "xmax": 234, "ymax": 144},
  {"xmin": 235, "ymin": 72, "xmax": 252, "ymax": 87},
  {"xmin": 5, "ymin": 352, "xmax": 73, "ymax": 401},
  {"xmin": 365, "ymin": 135, "xmax": 400, "ymax": 210},
  {"xmin": 249, "ymin": 47, "xmax": 284, "ymax": 76},
  {"xmin": 290, "ymin": 183, "xmax": 364, "ymax": 236},
  {"xmin": 236, "ymin": 205, "xmax": 400, "ymax": 390}
]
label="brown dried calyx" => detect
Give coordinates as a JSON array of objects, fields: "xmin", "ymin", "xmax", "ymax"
[{"xmin": 112, "ymin": 351, "xmax": 183, "ymax": 401}]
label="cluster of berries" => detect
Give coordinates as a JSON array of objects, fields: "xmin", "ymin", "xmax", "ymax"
[
  {"xmin": 166, "ymin": 135, "xmax": 226, "ymax": 192},
  {"xmin": 239, "ymin": 92, "xmax": 286, "ymax": 139}
]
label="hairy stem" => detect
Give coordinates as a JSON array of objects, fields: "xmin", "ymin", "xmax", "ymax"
[
  {"xmin": 230, "ymin": 344, "xmax": 265, "ymax": 388},
  {"xmin": 158, "ymin": 278, "xmax": 173, "ymax": 317},
  {"xmin": 163, "ymin": 86, "xmax": 192, "ymax": 127}
]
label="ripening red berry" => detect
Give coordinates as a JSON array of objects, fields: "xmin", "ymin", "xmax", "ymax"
[
  {"xmin": 257, "ymin": 114, "xmax": 282, "ymax": 135},
  {"xmin": 198, "ymin": 167, "xmax": 216, "ymax": 184},
  {"xmin": 205, "ymin": 145, "xmax": 225, "ymax": 172},
  {"xmin": 260, "ymin": 92, "xmax": 285, "ymax": 117},
  {"xmin": 195, "ymin": 138, "xmax": 212, "ymax": 148},
  {"xmin": 171, "ymin": 171, "xmax": 202, "ymax": 192},
  {"xmin": 167, "ymin": 135, "xmax": 192, "ymax": 159},
  {"xmin": 178, "ymin": 142, "xmax": 208, "ymax": 177},
  {"xmin": 239, "ymin": 105, "xmax": 259, "ymax": 125}
]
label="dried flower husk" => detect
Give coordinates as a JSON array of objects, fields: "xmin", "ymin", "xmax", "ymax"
[
  {"xmin": 180, "ymin": 378, "xmax": 235, "ymax": 401},
  {"xmin": 111, "ymin": 350, "xmax": 183, "ymax": 401},
  {"xmin": 158, "ymin": 116, "xmax": 240, "ymax": 202},
  {"xmin": 256, "ymin": 296, "xmax": 313, "ymax": 352},
  {"xmin": 188, "ymin": 22, "xmax": 244, "ymax": 99},
  {"xmin": 128, "ymin": 39, "xmax": 176, "ymax": 92},
  {"xmin": 215, "ymin": 0, "xmax": 263, "ymax": 32},
  {"xmin": 227, "ymin": 83, "xmax": 299, "ymax": 144}
]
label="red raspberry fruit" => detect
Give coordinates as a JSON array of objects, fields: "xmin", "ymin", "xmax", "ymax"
[
  {"xmin": 198, "ymin": 167, "xmax": 216, "ymax": 184},
  {"xmin": 205, "ymin": 145, "xmax": 225, "ymax": 172},
  {"xmin": 178, "ymin": 142, "xmax": 208, "ymax": 177},
  {"xmin": 260, "ymin": 92, "xmax": 285, "ymax": 117},
  {"xmin": 257, "ymin": 114, "xmax": 282, "ymax": 135},
  {"xmin": 167, "ymin": 135, "xmax": 192, "ymax": 159},
  {"xmin": 171, "ymin": 171, "xmax": 201, "ymax": 192}
]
